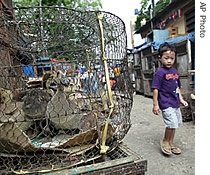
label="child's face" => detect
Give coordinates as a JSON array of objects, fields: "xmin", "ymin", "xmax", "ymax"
[{"xmin": 159, "ymin": 50, "xmax": 176, "ymax": 69}]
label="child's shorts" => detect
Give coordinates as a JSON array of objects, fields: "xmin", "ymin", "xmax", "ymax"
[{"xmin": 162, "ymin": 107, "xmax": 182, "ymax": 128}]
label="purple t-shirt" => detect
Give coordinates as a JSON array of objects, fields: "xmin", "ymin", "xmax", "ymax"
[{"xmin": 151, "ymin": 67, "xmax": 181, "ymax": 110}]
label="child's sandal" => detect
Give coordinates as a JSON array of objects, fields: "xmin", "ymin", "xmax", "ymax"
[
  {"xmin": 171, "ymin": 146, "xmax": 181, "ymax": 154},
  {"xmin": 160, "ymin": 140, "xmax": 172, "ymax": 155}
]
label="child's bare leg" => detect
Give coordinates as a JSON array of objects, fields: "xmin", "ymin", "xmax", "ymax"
[
  {"xmin": 169, "ymin": 128, "xmax": 181, "ymax": 154},
  {"xmin": 162, "ymin": 127, "xmax": 173, "ymax": 153},
  {"xmin": 169, "ymin": 128, "xmax": 175, "ymax": 146}
]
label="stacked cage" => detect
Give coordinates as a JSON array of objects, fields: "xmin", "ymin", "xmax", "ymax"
[{"xmin": 0, "ymin": 6, "xmax": 134, "ymax": 174}]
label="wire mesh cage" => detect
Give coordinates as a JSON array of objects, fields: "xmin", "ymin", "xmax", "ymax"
[{"xmin": 0, "ymin": 6, "xmax": 134, "ymax": 174}]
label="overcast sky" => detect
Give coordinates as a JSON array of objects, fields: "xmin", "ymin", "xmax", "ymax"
[
  {"xmin": 101, "ymin": 0, "xmax": 141, "ymax": 48},
  {"xmin": 101, "ymin": 0, "xmax": 140, "ymax": 22}
]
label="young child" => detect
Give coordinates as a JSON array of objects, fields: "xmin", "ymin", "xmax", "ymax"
[{"xmin": 151, "ymin": 42, "xmax": 188, "ymax": 155}]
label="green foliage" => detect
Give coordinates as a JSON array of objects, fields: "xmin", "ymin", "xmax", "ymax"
[
  {"xmin": 155, "ymin": 0, "xmax": 171, "ymax": 13},
  {"xmin": 155, "ymin": 0, "xmax": 170, "ymax": 14},
  {"xmin": 13, "ymin": 0, "xmax": 102, "ymax": 61},
  {"xmin": 134, "ymin": 0, "xmax": 150, "ymax": 31},
  {"xmin": 134, "ymin": 0, "xmax": 170, "ymax": 31},
  {"xmin": 13, "ymin": 0, "xmax": 102, "ymax": 10}
]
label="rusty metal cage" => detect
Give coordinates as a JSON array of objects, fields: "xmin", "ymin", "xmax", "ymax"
[{"xmin": 0, "ymin": 6, "xmax": 134, "ymax": 174}]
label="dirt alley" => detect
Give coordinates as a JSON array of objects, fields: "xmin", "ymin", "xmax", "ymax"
[{"xmin": 123, "ymin": 94, "xmax": 195, "ymax": 175}]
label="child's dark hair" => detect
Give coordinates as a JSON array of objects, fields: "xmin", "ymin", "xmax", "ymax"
[{"xmin": 158, "ymin": 42, "xmax": 176, "ymax": 57}]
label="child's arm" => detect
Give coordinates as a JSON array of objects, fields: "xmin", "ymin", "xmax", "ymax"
[
  {"xmin": 179, "ymin": 89, "xmax": 188, "ymax": 107},
  {"xmin": 152, "ymin": 89, "xmax": 161, "ymax": 115}
]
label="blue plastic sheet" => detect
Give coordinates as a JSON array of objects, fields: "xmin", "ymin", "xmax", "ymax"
[
  {"xmin": 22, "ymin": 64, "xmax": 35, "ymax": 77},
  {"xmin": 152, "ymin": 32, "xmax": 195, "ymax": 50},
  {"xmin": 128, "ymin": 32, "xmax": 195, "ymax": 53}
]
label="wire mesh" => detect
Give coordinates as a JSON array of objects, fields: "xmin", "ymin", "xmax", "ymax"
[{"xmin": 0, "ymin": 6, "xmax": 134, "ymax": 174}]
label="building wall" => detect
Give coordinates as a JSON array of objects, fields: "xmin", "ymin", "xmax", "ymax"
[
  {"xmin": 129, "ymin": 15, "xmax": 146, "ymax": 48},
  {"xmin": 166, "ymin": 17, "xmax": 186, "ymax": 35}
]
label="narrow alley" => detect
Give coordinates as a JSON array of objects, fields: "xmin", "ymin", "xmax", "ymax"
[{"xmin": 123, "ymin": 94, "xmax": 195, "ymax": 175}]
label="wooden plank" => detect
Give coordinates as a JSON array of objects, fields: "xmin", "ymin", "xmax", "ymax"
[
  {"xmin": 66, "ymin": 157, "xmax": 134, "ymax": 175},
  {"xmin": 44, "ymin": 143, "xmax": 147, "ymax": 175}
]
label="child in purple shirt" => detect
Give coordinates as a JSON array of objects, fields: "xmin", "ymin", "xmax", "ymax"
[{"xmin": 151, "ymin": 43, "xmax": 188, "ymax": 155}]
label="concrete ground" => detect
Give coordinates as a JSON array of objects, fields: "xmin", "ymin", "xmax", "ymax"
[{"xmin": 123, "ymin": 94, "xmax": 195, "ymax": 175}]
